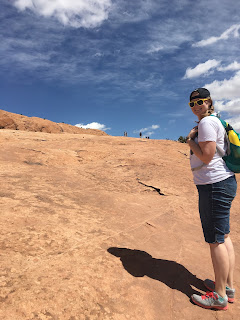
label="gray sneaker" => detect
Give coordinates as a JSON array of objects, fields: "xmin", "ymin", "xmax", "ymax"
[
  {"xmin": 204, "ymin": 279, "xmax": 235, "ymax": 303},
  {"xmin": 191, "ymin": 291, "xmax": 228, "ymax": 310}
]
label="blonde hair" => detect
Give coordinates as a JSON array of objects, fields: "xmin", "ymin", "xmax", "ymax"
[{"xmin": 200, "ymin": 97, "xmax": 214, "ymax": 118}]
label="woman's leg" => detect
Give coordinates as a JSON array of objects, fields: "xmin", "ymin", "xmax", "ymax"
[
  {"xmin": 191, "ymin": 241, "xmax": 229, "ymax": 310},
  {"xmin": 224, "ymin": 235, "xmax": 235, "ymax": 288},
  {"xmin": 209, "ymin": 176, "xmax": 237, "ymax": 297},
  {"xmin": 209, "ymin": 242, "xmax": 229, "ymax": 298},
  {"xmin": 209, "ymin": 235, "xmax": 235, "ymax": 297}
]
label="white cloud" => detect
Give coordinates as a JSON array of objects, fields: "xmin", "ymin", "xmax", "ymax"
[
  {"xmin": 218, "ymin": 61, "xmax": 240, "ymax": 72},
  {"xmin": 215, "ymin": 99, "xmax": 240, "ymax": 114},
  {"xmin": 75, "ymin": 122, "xmax": 111, "ymax": 131},
  {"xmin": 214, "ymin": 99, "xmax": 240, "ymax": 132},
  {"xmin": 183, "ymin": 59, "xmax": 220, "ymax": 79},
  {"xmin": 145, "ymin": 18, "xmax": 192, "ymax": 56},
  {"xmin": 139, "ymin": 124, "xmax": 159, "ymax": 133},
  {"xmin": 206, "ymin": 72, "xmax": 240, "ymax": 130},
  {"xmin": 93, "ymin": 52, "xmax": 104, "ymax": 57},
  {"xmin": 110, "ymin": 0, "xmax": 161, "ymax": 24},
  {"xmin": 225, "ymin": 116, "xmax": 240, "ymax": 131},
  {"xmin": 134, "ymin": 124, "xmax": 159, "ymax": 137},
  {"xmin": 193, "ymin": 24, "xmax": 240, "ymax": 47},
  {"xmin": 205, "ymin": 71, "xmax": 240, "ymax": 100},
  {"xmin": 147, "ymin": 44, "xmax": 164, "ymax": 54},
  {"xmin": 145, "ymin": 131, "xmax": 154, "ymax": 136},
  {"xmin": 13, "ymin": 0, "xmax": 112, "ymax": 28}
]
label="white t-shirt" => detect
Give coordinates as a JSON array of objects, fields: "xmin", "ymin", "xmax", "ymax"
[{"xmin": 190, "ymin": 116, "xmax": 234, "ymax": 185}]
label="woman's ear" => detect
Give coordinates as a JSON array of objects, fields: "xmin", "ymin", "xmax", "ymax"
[
  {"xmin": 207, "ymin": 99, "xmax": 212, "ymax": 106},
  {"xmin": 208, "ymin": 100, "xmax": 214, "ymax": 114}
]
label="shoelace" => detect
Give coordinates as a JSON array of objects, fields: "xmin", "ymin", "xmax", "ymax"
[{"xmin": 201, "ymin": 292, "xmax": 217, "ymax": 300}]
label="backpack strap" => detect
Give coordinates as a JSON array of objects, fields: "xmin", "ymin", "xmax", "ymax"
[{"xmin": 191, "ymin": 115, "xmax": 231, "ymax": 172}]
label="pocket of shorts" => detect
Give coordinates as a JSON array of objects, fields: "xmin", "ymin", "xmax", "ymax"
[{"xmin": 223, "ymin": 176, "xmax": 237, "ymax": 198}]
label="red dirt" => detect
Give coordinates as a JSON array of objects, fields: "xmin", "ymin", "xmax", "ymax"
[{"xmin": 0, "ymin": 125, "xmax": 239, "ymax": 319}]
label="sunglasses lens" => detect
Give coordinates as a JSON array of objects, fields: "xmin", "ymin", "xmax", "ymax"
[
  {"xmin": 197, "ymin": 99, "xmax": 204, "ymax": 105},
  {"xmin": 190, "ymin": 102, "xmax": 194, "ymax": 107}
]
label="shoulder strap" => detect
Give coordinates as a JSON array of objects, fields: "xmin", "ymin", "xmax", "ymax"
[
  {"xmin": 191, "ymin": 115, "xmax": 230, "ymax": 172},
  {"xmin": 210, "ymin": 114, "xmax": 230, "ymax": 156}
]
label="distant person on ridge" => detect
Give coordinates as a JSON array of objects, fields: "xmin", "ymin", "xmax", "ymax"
[{"xmin": 186, "ymin": 88, "xmax": 237, "ymax": 310}]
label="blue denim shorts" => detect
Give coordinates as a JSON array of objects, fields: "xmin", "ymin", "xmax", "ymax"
[{"xmin": 196, "ymin": 175, "xmax": 237, "ymax": 243}]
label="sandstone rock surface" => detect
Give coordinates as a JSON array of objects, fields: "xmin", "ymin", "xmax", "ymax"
[
  {"xmin": 0, "ymin": 110, "xmax": 108, "ymax": 136},
  {"xmin": 0, "ymin": 128, "xmax": 239, "ymax": 320}
]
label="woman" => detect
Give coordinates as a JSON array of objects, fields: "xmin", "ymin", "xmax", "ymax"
[{"xmin": 186, "ymin": 88, "xmax": 237, "ymax": 310}]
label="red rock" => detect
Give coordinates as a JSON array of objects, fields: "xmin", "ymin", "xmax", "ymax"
[
  {"xmin": 0, "ymin": 118, "xmax": 239, "ymax": 319},
  {"xmin": 0, "ymin": 109, "xmax": 108, "ymax": 136}
]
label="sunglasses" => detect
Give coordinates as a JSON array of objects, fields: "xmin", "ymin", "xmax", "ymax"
[{"xmin": 188, "ymin": 98, "xmax": 209, "ymax": 108}]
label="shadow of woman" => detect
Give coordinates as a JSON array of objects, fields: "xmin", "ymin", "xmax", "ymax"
[{"xmin": 108, "ymin": 247, "xmax": 205, "ymax": 298}]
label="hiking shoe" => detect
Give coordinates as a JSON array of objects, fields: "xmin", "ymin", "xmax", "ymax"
[
  {"xmin": 204, "ymin": 279, "xmax": 235, "ymax": 303},
  {"xmin": 191, "ymin": 291, "xmax": 228, "ymax": 310}
]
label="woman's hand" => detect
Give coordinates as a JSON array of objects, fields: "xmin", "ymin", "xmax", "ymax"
[{"xmin": 187, "ymin": 126, "xmax": 198, "ymax": 141}]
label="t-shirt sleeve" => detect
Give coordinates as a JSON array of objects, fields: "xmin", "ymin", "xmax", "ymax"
[{"xmin": 198, "ymin": 118, "xmax": 218, "ymax": 142}]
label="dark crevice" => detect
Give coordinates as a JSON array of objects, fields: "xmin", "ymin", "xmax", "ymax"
[
  {"xmin": 178, "ymin": 150, "xmax": 188, "ymax": 157},
  {"xmin": 24, "ymin": 161, "xmax": 43, "ymax": 166},
  {"xmin": 138, "ymin": 181, "xmax": 165, "ymax": 196}
]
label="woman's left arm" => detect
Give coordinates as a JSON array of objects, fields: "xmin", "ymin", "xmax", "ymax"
[{"xmin": 187, "ymin": 140, "xmax": 216, "ymax": 164}]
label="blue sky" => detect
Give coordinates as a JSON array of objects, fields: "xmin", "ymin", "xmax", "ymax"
[{"xmin": 1, "ymin": 0, "xmax": 240, "ymax": 140}]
